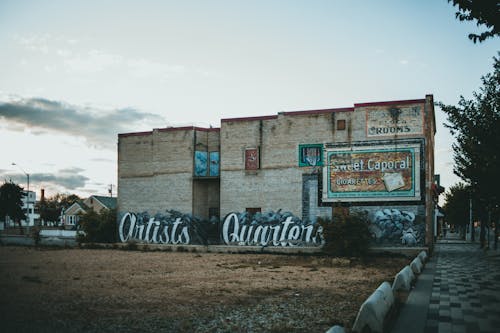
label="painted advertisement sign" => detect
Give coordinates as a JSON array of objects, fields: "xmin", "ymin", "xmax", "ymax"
[
  {"xmin": 323, "ymin": 143, "xmax": 421, "ymax": 202},
  {"xmin": 245, "ymin": 148, "xmax": 259, "ymax": 170},
  {"xmin": 298, "ymin": 144, "xmax": 323, "ymax": 167},
  {"xmin": 366, "ymin": 106, "xmax": 423, "ymax": 137}
]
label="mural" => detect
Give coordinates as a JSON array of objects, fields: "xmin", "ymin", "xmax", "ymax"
[
  {"xmin": 366, "ymin": 106, "xmax": 423, "ymax": 137},
  {"xmin": 209, "ymin": 151, "xmax": 220, "ymax": 176},
  {"xmin": 221, "ymin": 211, "xmax": 324, "ymax": 247},
  {"xmin": 245, "ymin": 148, "xmax": 259, "ymax": 170},
  {"xmin": 194, "ymin": 151, "xmax": 208, "ymax": 176},
  {"xmin": 323, "ymin": 142, "xmax": 422, "ymax": 202},
  {"xmin": 366, "ymin": 208, "xmax": 425, "ymax": 246},
  {"xmin": 298, "ymin": 144, "xmax": 323, "ymax": 167},
  {"xmin": 118, "ymin": 210, "xmax": 215, "ymax": 245}
]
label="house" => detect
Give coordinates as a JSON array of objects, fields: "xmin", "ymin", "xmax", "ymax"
[{"xmin": 61, "ymin": 195, "xmax": 117, "ymax": 229}]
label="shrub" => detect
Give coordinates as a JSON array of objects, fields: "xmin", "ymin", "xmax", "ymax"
[
  {"xmin": 320, "ymin": 212, "xmax": 371, "ymax": 257},
  {"xmin": 78, "ymin": 208, "xmax": 117, "ymax": 243}
]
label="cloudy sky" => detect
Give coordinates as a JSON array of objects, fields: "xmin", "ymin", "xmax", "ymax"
[{"xmin": 0, "ymin": 0, "xmax": 498, "ymax": 200}]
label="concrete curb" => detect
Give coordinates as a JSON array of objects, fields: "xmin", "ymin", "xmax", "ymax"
[
  {"xmin": 351, "ymin": 281, "xmax": 394, "ymax": 333},
  {"xmin": 325, "ymin": 250, "xmax": 429, "ymax": 333},
  {"xmin": 410, "ymin": 256, "xmax": 423, "ymax": 274},
  {"xmin": 417, "ymin": 250, "xmax": 428, "ymax": 263},
  {"xmin": 326, "ymin": 325, "xmax": 346, "ymax": 333},
  {"xmin": 391, "ymin": 265, "xmax": 415, "ymax": 293}
]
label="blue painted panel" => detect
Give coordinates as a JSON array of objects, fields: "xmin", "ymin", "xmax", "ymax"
[
  {"xmin": 194, "ymin": 151, "xmax": 208, "ymax": 176},
  {"xmin": 209, "ymin": 151, "xmax": 220, "ymax": 176}
]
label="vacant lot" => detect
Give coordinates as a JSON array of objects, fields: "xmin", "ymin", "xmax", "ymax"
[{"xmin": 0, "ymin": 246, "xmax": 408, "ymax": 332}]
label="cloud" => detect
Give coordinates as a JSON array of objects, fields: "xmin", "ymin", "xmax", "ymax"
[
  {"xmin": 0, "ymin": 96, "xmax": 164, "ymax": 149},
  {"xmin": 2, "ymin": 167, "xmax": 90, "ymax": 191}
]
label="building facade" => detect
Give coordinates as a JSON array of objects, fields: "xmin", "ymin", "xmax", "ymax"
[{"xmin": 118, "ymin": 95, "xmax": 436, "ymax": 247}]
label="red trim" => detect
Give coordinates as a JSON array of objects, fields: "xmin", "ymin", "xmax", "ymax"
[
  {"xmin": 282, "ymin": 107, "xmax": 354, "ymax": 116},
  {"xmin": 221, "ymin": 115, "xmax": 278, "ymax": 123},
  {"xmin": 118, "ymin": 131, "xmax": 152, "ymax": 137},
  {"xmin": 157, "ymin": 126, "xmax": 220, "ymax": 132},
  {"xmin": 354, "ymin": 99, "xmax": 425, "ymax": 108}
]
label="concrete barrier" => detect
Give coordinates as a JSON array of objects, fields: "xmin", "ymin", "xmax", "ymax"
[
  {"xmin": 352, "ymin": 281, "xmax": 394, "ymax": 333},
  {"xmin": 417, "ymin": 250, "xmax": 428, "ymax": 263},
  {"xmin": 392, "ymin": 265, "xmax": 415, "ymax": 293},
  {"xmin": 39, "ymin": 230, "xmax": 78, "ymax": 238},
  {"xmin": 410, "ymin": 257, "xmax": 423, "ymax": 275},
  {"xmin": 325, "ymin": 325, "xmax": 346, "ymax": 333}
]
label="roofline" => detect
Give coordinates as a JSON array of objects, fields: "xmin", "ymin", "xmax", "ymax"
[
  {"xmin": 119, "ymin": 126, "xmax": 220, "ymax": 137},
  {"xmin": 221, "ymin": 115, "xmax": 278, "ymax": 123},
  {"xmin": 281, "ymin": 107, "xmax": 354, "ymax": 116},
  {"xmin": 354, "ymin": 98, "xmax": 426, "ymax": 108}
]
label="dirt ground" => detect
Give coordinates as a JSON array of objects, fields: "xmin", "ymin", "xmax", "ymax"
[{"xmin": 0, "ymin": 246, "xmax": 408, "ymax": 333}]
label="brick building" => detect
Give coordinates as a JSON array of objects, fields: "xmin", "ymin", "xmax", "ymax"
[{"xmin": 118, "ymin": 95, "xmax": 436, "ymax": 246}]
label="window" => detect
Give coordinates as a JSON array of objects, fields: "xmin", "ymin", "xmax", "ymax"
[
  {"xmin": 337, "ymin": 119, "xmax": 346, "ymax": 130},
  {"xmin": 246, "ymin": 207, "xmax": 261, "ymax": 217},
  {"xmin": 208, "ymin": 207, "xmax": 219, "ymax": 219}
]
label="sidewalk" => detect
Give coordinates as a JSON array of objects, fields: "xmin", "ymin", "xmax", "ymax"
[{"xmin": 391, "ymin": 238, "xmax": 500, "ymax": 333}]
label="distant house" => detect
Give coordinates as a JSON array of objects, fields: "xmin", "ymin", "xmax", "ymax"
[{"xmin": 61, "ymin": 195, "xmax": 117, "ymax": 229}]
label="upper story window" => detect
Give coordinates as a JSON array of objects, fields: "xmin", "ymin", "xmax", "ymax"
[{"xmin": 194, "ymin": 151, "xmax": 219, "ymax": 177}]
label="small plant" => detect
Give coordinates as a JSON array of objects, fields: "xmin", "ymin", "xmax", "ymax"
[{"xmin": 320, "ymin": 211, "xmax": 371, "ymax": 258}]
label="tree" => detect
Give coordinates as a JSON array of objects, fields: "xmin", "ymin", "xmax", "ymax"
[
  {"xmin": 36, "ymin": 193, "xmax": 81, "ymax": 225},
  {"xmin": 78, "ymin": 208, "xmax": 117, "ymax": 243},
  {"xmin": 447, "ymin": 0, "xmax": 500, "ymax": 43},
  {"xmin": 0, "ymin": 181, "xmax": 27, "ymax": 233},
  {"xmin": 443, "ymin": 183, "xmax": 471, "ymax": 238},
  {"xmin": 439, "ymin": 55, "xmax": 500, "ymax": 247}
]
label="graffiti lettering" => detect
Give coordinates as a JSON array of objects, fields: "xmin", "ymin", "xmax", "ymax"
[
  {"xmin": 119, "ymin": 212, "xmax": 191, "ymax": 245},
  {"xmin": 222, "ymin": 213, "xmax": 323, "ymax": 247}
]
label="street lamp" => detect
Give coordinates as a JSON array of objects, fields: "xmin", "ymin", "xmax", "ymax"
[{"xmin": 12, "ymin": 162, "xmax": 30, "ymax": 226}]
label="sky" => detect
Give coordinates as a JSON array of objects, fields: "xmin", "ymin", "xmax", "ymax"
[{"xmin": 0, "ymin": 0, "xmax": 498, "ymax": 202}]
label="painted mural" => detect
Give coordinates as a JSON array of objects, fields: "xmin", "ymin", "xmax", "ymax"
[
  {"xmin": 323, "ymin": 142, "xmax": 422, "ymax": 202},
  {"xmin": 222, "ymin": 211, "xmax": 324, "ymax": 247},
  {"xmin": 366, "ymin": 106, "xmax": 423, "ymax": 137},
  {"xmin": 298, "ymin": 144, "xmax": 323, "ymax": 167},
  {"xmin": 362, "ymin": 208, "xmax": 425, "ymax": 246},
  {"xmin": 209, "ymin": 151, "xmax": 220, "ymax": 176},
  {"xmin": 118, "ymin": 210, "xmax": 215, "ymax": 245},
  {"xmin": 194, "ymin": 151, "xmax": 208, "ymax": 176},
  {"xmin": 245, "ymin": 148, "xmax": 259, "ymax": 170}
]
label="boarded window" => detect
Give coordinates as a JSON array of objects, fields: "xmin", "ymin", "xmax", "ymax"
[{"xmin": 337, "ymin": 119, "xmax": 346, "ymax": 130}]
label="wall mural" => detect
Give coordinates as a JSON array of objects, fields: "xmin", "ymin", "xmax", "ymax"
[
  {"xmin": 194, "ymin": 151, "xmax": 208, "ymax": 176},
  {"xmin": 366, "ymin": 208, "xmax": 425, "ymax": 246},
  {"xmin": 118, "ymin": 210, "xmax": 214, "ymax": 245},
  {"xmin": 222, "ymin": 211, "xmax": 324, "ymax": 247},
  {"xmin": 298, "ymin": 144, "xmax": 323, "ymax": 167}
]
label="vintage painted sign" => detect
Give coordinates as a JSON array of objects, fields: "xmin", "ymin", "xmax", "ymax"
[
  {"xmin": 366, "ymin": 106, "xmax": 423, "ymax": 137},
  {"xmin": 298, "ymin": 144, "xmax": 323, "ymax": 167},
  {"xmin": 245, "ymin": 148, "xmax": 259, "ymax": 170},
  {"xmin": 323, "ymin": 143, "xmax": 421, "ymax": 202}
]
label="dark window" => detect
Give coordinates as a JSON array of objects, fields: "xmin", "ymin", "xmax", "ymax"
[
  {"xmin": 246, "ymin": 207, "xmax": 261, "ymax": 218},
  {"xmin": 208, "ymin": 207, "xmax": 219, "ymax": 219},
  {"xmin": 337, "ymin": 119, "xmax": 346, "ymax": 130}
]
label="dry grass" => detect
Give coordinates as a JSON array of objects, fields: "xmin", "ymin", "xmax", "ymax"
[{"xmin": 0, "ymin": 246, "xmax": 408, "ymax": 333}]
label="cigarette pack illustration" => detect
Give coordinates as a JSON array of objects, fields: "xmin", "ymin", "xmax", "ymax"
[{"xmin": 383, "ymin": 172, "xmax": 405, "ymax": 192}]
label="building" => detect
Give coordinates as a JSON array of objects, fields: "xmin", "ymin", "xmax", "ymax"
[
  {"xmin": 61, "ymin": 195, "xmax": 117, "ymax": 229},
  {"xmin": 118, "ymin": 95, "xmax": 436, "ymax": 247}
]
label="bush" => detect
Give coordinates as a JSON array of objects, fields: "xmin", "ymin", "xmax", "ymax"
[
  {"xmin": 320, "ymin": 212, "xmax": 371, "ymax": 257},
  {"xmin": 77, "ymin": 208, "xmax": 117, "ymax": 243}
]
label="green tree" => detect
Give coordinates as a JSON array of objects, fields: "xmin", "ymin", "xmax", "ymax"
[
  {"xmin": 443, "ymin": 183, "xmax": 471, "ymax": 238},
  {"xmin": 36, "ymin": 193, "xmax": 81, "ymax": 225},
  {"xmin": 0, "ymin": 181, "xmax": 27, "ymax": 233},
  {"xmin": 439, "ymin": 55, "xmax": 500, "ymax": 247},
  {"xmin": 78, "ymin": 208, "xmax": 117, "ymax": 243},
  {"xmin": 447, "ymin": 0, "xmax": 500, "ymax": 43}
]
